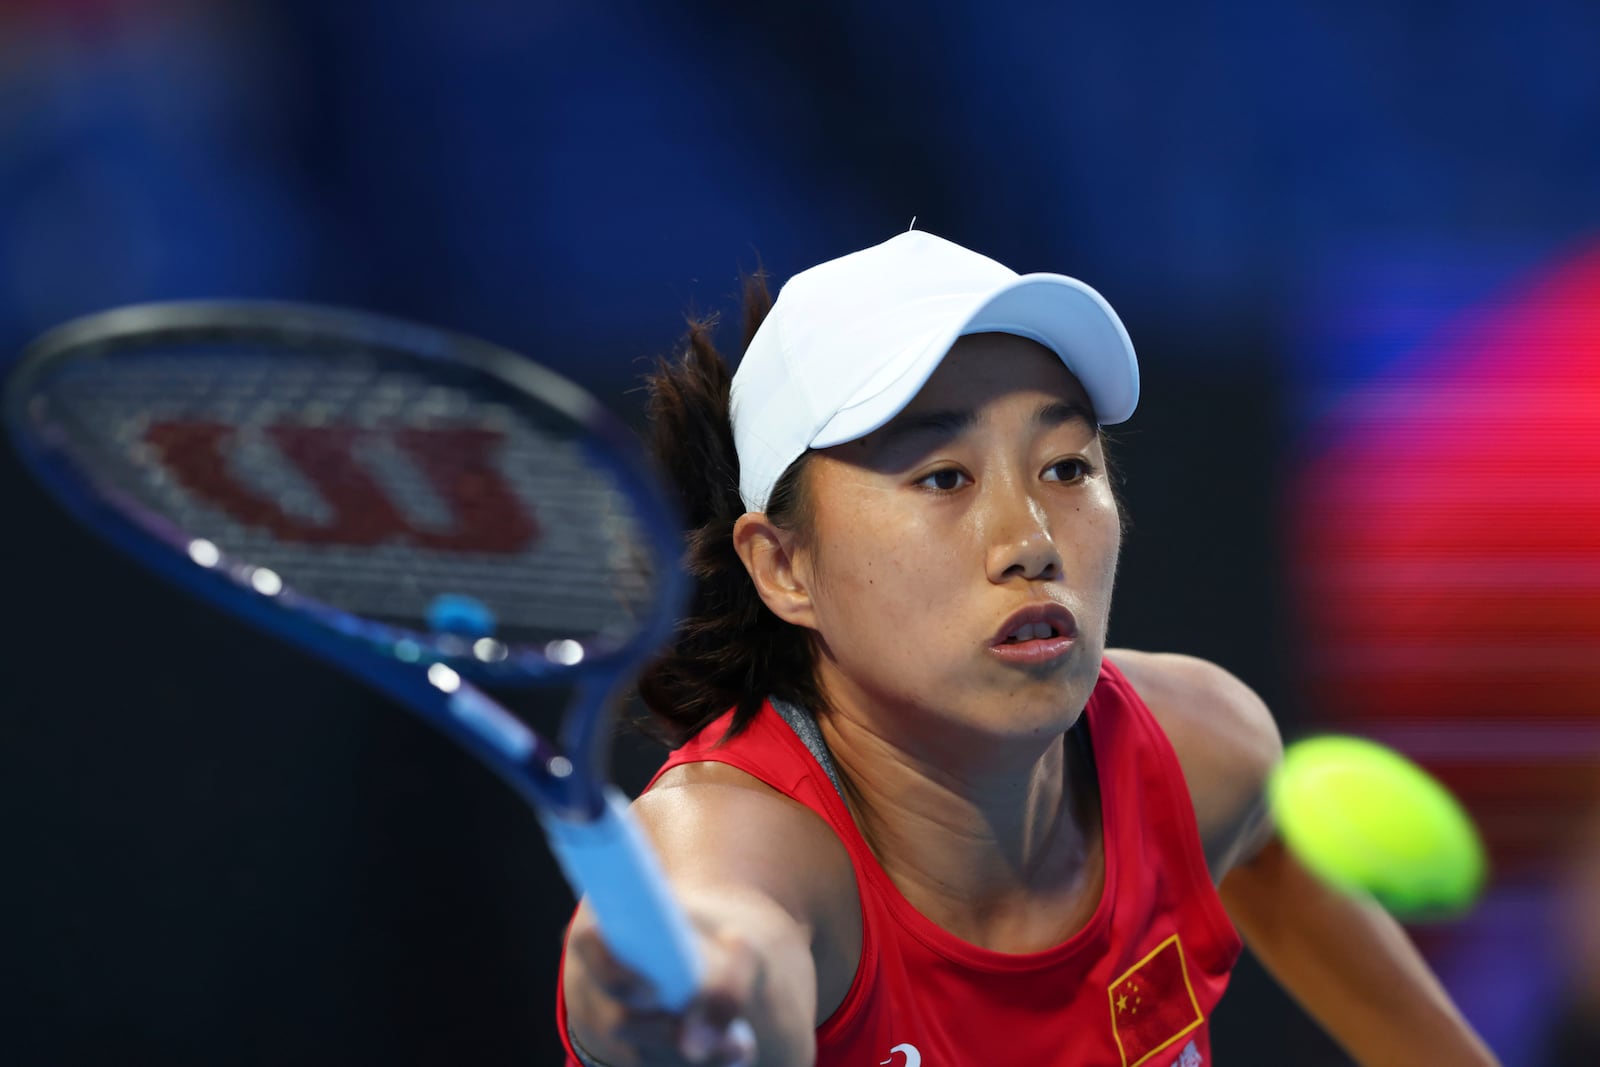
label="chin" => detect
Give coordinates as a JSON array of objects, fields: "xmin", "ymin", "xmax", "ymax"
[
  {"xmin": 1027, "ymin": 658, "xmax": 1101, "ymax": 723},
  {"xmin": 983, "ymin": 688, "xmax": 1089, "ymax": 741}
]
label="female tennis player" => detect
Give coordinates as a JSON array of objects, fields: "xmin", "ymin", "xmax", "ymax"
[{"xmin": 557, "ymin": 232, "xmax": 1499, "ymax": 1066}]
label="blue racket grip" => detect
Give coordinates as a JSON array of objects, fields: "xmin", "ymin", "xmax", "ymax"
[{"xmin": 541, "ymin": 787, "xmax": 704, "ymax": 1010}]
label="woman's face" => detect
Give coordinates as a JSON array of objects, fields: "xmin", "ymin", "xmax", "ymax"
[{"xmin": 793, "ymin": 333, "xmax": 1123, "ymax": 750}]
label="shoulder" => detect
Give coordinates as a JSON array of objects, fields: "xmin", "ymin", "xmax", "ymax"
[
  {"xmin": 1103, "ymin": 650, "xmax": 1282, "ymax": 774},
  {"xmin": 1103, "ymin": 649, "xmax": 1283, "ymax": 880},
  {"xmin": 639, "ymin": 761, "xmax": 855, "ymax": 910}
]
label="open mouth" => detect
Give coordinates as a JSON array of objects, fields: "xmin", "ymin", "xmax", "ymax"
[
  {"xmin": 990, "ymin": 604, "xmax": 1078, "ymax": 655},
  {"xmin": 1002, "ymin": 621, "xmax": 1063, "ymax": 644}
]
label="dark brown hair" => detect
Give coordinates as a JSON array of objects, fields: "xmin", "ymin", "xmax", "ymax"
[{"xmin": 636, "ymin": 275, "xmax": 823, "ymax": 745}]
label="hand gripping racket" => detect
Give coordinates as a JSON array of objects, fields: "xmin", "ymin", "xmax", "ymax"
[{"xmin": 4, "ymin": 301, "xmax": 707, "ymax": 1012}]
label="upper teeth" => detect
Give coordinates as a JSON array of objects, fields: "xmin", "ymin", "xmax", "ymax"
[{"xmin": 1007, "ymin": 622, "xmax": 1055, "ymax": 642}]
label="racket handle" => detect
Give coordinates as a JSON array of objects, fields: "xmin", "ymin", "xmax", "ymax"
[{"xmin": 541, "ymin": 787, "xmax": 704, "ymax": 1010}]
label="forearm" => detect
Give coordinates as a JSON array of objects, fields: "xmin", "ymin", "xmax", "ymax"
[{"xmin": 1220, "ymin": 838, "xmax": 1498, "ymax": 1067}]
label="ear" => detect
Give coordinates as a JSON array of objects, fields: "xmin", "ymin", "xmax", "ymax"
[{"xmin": 732, "ymin": 512, "xmax": 817, "ymax": 630}]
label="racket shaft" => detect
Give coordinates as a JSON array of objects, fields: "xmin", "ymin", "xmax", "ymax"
[{"xmin": 541, "ymin": 788, "xmax": 703, "ymax": 1010}]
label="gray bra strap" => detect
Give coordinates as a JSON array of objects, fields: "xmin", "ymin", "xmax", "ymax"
[{"xmin": 770, "ymin": 697, "xmax": 847, "ymax": 802}]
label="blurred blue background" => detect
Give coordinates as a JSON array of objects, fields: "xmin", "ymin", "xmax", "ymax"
[{"xmin": 3, "ymin": 2, "xmax": 1598, "ymax": 1064}]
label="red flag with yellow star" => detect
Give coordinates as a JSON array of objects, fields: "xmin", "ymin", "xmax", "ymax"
[{"xmin": 1107, "ymin": 935, "xmax": 1205, "ymax": 1067}]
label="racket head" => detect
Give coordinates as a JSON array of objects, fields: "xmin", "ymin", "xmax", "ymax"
[{"xmin": 4, "ymin": 301, "xmax": 688, "ymax": 691}]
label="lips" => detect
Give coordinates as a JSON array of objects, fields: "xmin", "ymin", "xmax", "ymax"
[
  {"xmin": 990, "ymin": 603, "xmax": 1079, "ymax": 647},
  {"xmin": 989, "ymin": 604, "xmax": 1078, "ymax": 666}
]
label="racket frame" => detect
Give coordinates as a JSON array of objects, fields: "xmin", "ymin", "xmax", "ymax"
[{"xmin": 5, "ymin": 301, "xmax": 706, "ymax": 1007}]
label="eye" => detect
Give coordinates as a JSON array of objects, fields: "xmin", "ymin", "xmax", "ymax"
[
  {"xmin": 1043, "ymin": 458, "xmax": 1093, "ymax": 483},
  {"xmin": 915, "ymin": 467, "xmax": 971, "ymax": 492}
]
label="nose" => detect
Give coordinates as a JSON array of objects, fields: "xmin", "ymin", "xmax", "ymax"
[{"xmin": 984, "ymin": 486, "xmax": 1062, "ymax": 584}]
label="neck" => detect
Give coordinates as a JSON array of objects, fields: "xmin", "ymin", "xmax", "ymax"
[{"xmin": 815, "ymin": 694, "xmax": 1102, "ymax": 952}]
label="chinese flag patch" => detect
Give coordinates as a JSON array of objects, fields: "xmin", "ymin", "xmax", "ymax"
[{"xmin": 1107, "ymin": 935, "xmax": 1205, "ymax": 1067}]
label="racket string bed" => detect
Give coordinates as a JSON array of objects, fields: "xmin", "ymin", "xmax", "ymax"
[{"xmin": 34, "ymin": 343, "xmax": 657, "ymax": 649}]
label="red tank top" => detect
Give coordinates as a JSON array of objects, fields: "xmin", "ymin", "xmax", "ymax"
[{"xmin": 559, "ymin": 659, "xmax": 1242, "ymax": 1067}]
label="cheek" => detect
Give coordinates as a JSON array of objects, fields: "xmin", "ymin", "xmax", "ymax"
[
  {"xmin": 817, "ymin": 523, "xmax": 953, "ymax": 610},
  {"xmin": 1062, "ymin": 491, "xmax": 1124, "ymax": 624},
  {"xmin": 1065, "ymin": 484, "xmax": 1122, "ymax": 559},
  {"xmin": 807, "ymin": 502, "xmax": 970, "ymax": 638}
]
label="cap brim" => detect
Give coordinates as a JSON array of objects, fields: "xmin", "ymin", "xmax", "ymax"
[{"xmin": 810, "ymin": 273, "xmax": 1139, "ymax": 449}]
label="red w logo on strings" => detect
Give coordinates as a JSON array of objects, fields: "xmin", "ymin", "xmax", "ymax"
[{"xmin": 143, "ymin": 420, "xmax": 538, "ymax": 553}]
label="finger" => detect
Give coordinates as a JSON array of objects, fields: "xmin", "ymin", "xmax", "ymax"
[
  {"xmin": 679, "ymin": 1014, "xmax": 756, "ymax": 1066},
  {"xmin": 569, "ymin": 924, "xmax": 657, "ymax": 1008},
  {"xmin": 611, "ymin": 1011, "xmax": 753, "ymax": 1067},
  {"xmin": 678, "ymin": 935, "xmax": 761, "ymax": 1064},
  {"xmin": 694, "ymin": 930, "xmax": 760, "ymax": 1025}
]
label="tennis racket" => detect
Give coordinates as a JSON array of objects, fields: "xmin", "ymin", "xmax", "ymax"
[{"xmin": 4, "ymin": 301, "xmax": 706, "ymax": 1012}]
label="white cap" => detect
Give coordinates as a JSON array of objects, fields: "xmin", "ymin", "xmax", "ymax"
[{"xmin": 729, "ymin": 230, "xmax": 1140, "ymax": 512}]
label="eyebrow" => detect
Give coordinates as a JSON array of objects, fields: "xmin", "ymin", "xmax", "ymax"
[{"xmin": 871, "ymin": 399, "xmax": 1097, "ymax": 456}]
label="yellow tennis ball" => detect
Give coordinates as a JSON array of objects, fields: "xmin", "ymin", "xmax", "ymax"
[{"xmin": 1268, "ymin": 735, "xmax": 1486, "ymax": 920}]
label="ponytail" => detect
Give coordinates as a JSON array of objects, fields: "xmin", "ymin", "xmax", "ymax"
[{"xmin": 637, "ymin": 275, "xmax": 822, "ymax": 744}]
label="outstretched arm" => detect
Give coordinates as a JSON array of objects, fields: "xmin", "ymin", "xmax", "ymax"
[
  {"xmin": 1221, "ymin": 835, "xmax": 1497, "ymax": 1067},
  {"xmin": 1112, "ymin": 649, "xmax": 1499, "ymax": 1067}
]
